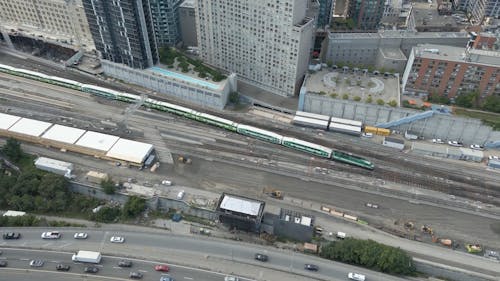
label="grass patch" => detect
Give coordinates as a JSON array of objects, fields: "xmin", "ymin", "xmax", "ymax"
[{"xmin": 454, "ymin": 108, "xmax": 500, "ymax": 130}]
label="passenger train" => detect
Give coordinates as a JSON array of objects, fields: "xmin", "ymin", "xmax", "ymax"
[{"xmin": 0, "ymin": 63, "xmax": 374, "ymax": 170}]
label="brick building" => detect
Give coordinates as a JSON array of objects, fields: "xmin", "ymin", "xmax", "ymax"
[{"xmin": 402, "ymin": 44, "xmax": 500, "ymax": 101}]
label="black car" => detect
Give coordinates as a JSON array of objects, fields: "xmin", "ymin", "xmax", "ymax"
[
  {"xmin": 84, "ymin": 266, "xmax": 99, "ymax": 273},
  {"xmin": 304, "ymin": 264, "xmax": 319, "ymax": 271},
  {"xmin": 0, "ymin": 260, "xmax": 7, "ymax": 267},
  {"xmin": 254, "ymin": 253, "xmax": 268, "ymax": 262},
  {"xmin": 3, "ymin": 232, "xmax": 21, "ymax": 239},
  {"xmin": 118, "ymin": 260, "xmax": 133, "ymax": 267},
  {"xmin": 129, "ymin": 271, "xmax": 143, "ymax": 279},
  {"xmin": 56, "ymin": 264, "xmax": 71, "ymax": 271}
]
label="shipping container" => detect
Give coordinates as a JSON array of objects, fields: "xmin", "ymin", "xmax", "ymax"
[
  {"xmin": 292, "ymin": 115, "xmax": 329, "ymax": 130},
  {"xmin": 295, "ymin": 111, "xmax": 331, "ymax": 122},
  {"xmin": 34, "ymin": 157, "xmax": 73, "ymax": 176},
  {"xmin": 329, "ymin": 123, "xmax": 362, "ymax": 136},
  {"xmin": 330, "ymin": 117, "xmax": 362, "ymax": 127}
]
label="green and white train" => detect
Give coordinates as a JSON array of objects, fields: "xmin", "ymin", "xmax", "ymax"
[{"xmin": 0, "ymin": 63, "xmax": 374, "ymax": 170}]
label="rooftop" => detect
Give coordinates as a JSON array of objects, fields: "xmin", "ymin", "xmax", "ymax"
[
  {"xmin": 106, "ymin": 139, "xmax": 154, "ymax": 164},
  {"xmin": 0, "ymin": 113, "xmax": 21, "ymax": 130},
  {"xmin": 329, "ymin": 30, "xmax": 469, "ymax": 40},
  {"xmin": 75, "ymin": 131, "xmax": 120, "ymax": 152},
  {"xmin": 179, "ymin": 0, "xmax": 195, "ymax": 8},
  {"xmin": 8, "ymin": 118, "xmax": 52, "ymax": 137},
  {"xmin": 219, "ymin": 194, "xmax": 264, "ymax": 216},
  {"xmin": 414, "ymin": 44, "xmax": 500, "ymax": 66},
  {"xmin": 41, "ymin": 124, "xmax": 86, "ymax": 144},
  {"xmin": 149, "ymin": 66, "xmax": 222, "ymax": 91}
]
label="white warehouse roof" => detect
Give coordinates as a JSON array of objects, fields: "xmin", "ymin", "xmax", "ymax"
[
  {"xmin": 76, "ymin": 131, "xmax": 120, "ymax": 152},
  {"xmin": 42, "ymin": 124, "xmax": 86, "ymax": 144},
  {"xmin": 8, "ymin": 118, "xmax": 52, "ymax": 137},
  {"xmin": 0, "ymin": 113, "xmax": 21, "ymax": 130},
  {"xmin": 106, "ymin": 138, "xmax": 154, "ymax": 164},
  {"xmin": 219, "ymin": 194, "xmax": 263, "ymax": 216}
]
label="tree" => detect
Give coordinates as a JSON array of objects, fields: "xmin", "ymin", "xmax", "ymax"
[
  {"xmin": 365, "ymin": 96, "xmax": 373, "ymax": 103},
  {"xmin": 229, "ymin": 92, "xmax": 239, "ymax": 104},
  {"xmin": 319, "ymin": 91, "xmax": 327, "ymax": 96},
  {"xmin": 354, "ymin": 96, "xmax": 361, "ymax": 102},
  {"xmin": 2, "ymin": 138, "xmax": 23, "ymax": 162},
  {"xmin": 388, "ymin": 100, "xmax": 398, "ymax": 107},
  {"xmin": 342, "ymin": 94, "xmax": 349, "ymax": 100},
  {"xmin": 455, "ymin": 91, "xmax": 478, "ymax": 108},
  {"xmin": 92, "ymin": 206, "xmax": 121, "ymax": 223},
  {"xmin": 122, "ymin": 196, "xmax": 146, "ymax": 218},
  {"xmin": 330, "ymin": 93, "xmax": 338, "ymax": 98},
  {"xmin": 101, "ymin": 178, "xmax": 116, "ymax": 195},
  {"xmin": 482, "ymin": 95, "xmax": 500, "ymax": 113},
  {"xmin": 376, "ymin": 99, "xmax": 385, "ymax": 105},
  {"xmin": 326, "ymin": 60, "xmax": 333, "ymax": 67}
]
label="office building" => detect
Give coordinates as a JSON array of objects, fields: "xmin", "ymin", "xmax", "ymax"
[
  {"xmin": 454, "ymin": 0, "xmax": 500, "ymax": 24},
  {"xmin": 402, "ymin": 44, "xmax": 500, "ymax": 101},
  {"xmin": 347, "ymin": 0, "xmax": 386, "ymax": 30},
  {"xmin": 82, "ymin": 0, "xmax": 158, "ymax": 69},
  {"xmin": 317, "ymin": 0, "xmax": 334, "ymax": 29},
  {"xmin": 196, "ymin": 0, "xmax": 316, "ymax": 97},
  {"xmin": 149, "ymin": 0, "xmax": 182, "ymax": 46},
  {"xmin": 178, "ymin": 0, "xmax": 197, "ymax": 46},
  {"xmin": 0, "ymin": 0, "xmax": 94, "ymax": 50}
]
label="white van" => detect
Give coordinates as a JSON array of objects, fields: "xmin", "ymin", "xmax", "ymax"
[
  {"xmin": 348, "ymin": 272, "xmax": 366, "ymax": 281},
  {"xmin": 336, "ymin": 231, "xmax": 346, "ymax": 239}
]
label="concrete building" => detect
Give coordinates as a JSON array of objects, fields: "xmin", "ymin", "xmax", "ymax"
[
  {"xmin": 326, "ymin": 31, "xmax": 470, "ymax": 73},
  {"xmin": 470, "ymin": 32, "xmax": 499, "ymax": 51},
  {"xmin": 457, "ymin": 0, "xmax": 500, "ymax": 25},
  {"xmin": 380, "ymin": 1, "xmax": 414, "ymax": 31},
  {"xmin": 0, "ymin": 0, "xmax": 94, "ymax": 50},
  {"xmin": 82, "ymin": 0, "xmax": 158, "ymax": 69},
  {"xmin": 347, "ymin": 0, "xmax": 386, "ymax": 30},
  {"xmin": 178, "ymin": 0, "xmax": 197, "ymax": 47},
  {"xmin": 402, "ymin": 44, "xmax": 500, "ymax": 101},
  {"xmin": 149, "ymin": 0, "xmax": 182, "ymax": 46},
  {"xmin": 317, "ymin": 0, "xmax": 334, "ymax": 29},
  {"xmin": 216, "ymin": 193, "xmax": 265, "ymax": 233},
  {"xmin": 196, "ymin": 0, "xmax": 316, "ymax": 97}
]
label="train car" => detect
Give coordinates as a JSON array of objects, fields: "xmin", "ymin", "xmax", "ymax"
[
  {"xmin": 295, "ymin": 111, "xmax": 330, "ymax": 122},
  {"xmin": 152, "ymin": 100, "xmax": 198, "ymax": 119},
  {"xmin": 0, "ymin": 63, "xmax": 17, "ymax": 74},
  {"xmin": 331, "ymin": 151, "xmax": 374, "ymax": 170},
  {"xmin": 330, "ymin": 117, "xmax": 363, "ymax": 127},
  {"xmin": 281, "ymin": 137, "xmax": 333, "ymax": 158},
  {"xmin": 195, "ymin": 112, "xmax": 238, "ymax": 131},
  {"xmin": 329, "ymin": 122, "xmax": 362, "ymax": 136},
  {"xmin": 292, "ymin": 116, "xmax": 329, "ymax": 130},
  {"xmin": 116, "ymin": 92, "xmax": 141, "ymax": 103},
  {"xmin": 13, "ymin": 68, "xmax": 50, "ymax": 82},
  {"xmin": 237, "ymin": 124, "xmax": 283, "ymax": 144},
  {"xmin": 46, "ymin": 76, "xmax": 83, "ymax": 90},
  {"xmin": 81, "ymin": 84, "xmax": 122, "ymax": 99}
]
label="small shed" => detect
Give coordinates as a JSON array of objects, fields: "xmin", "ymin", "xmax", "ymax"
[
  {"xmin": 383, "ymin": 137, "xmax": 405, "ymax": 150},
  {"xmin": 86, "ymin": 171, "xmax": 109, "ymax": 184}
]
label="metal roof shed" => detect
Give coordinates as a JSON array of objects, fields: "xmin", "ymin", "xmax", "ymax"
[
  {"xmin": 41, "ymin": 124, "xmax": 86, "ymax": 144},
  {"xmin": 75, "ymin": 131, "xmax": 120, "ymax": 152},
  {"xmin": 8, "ymin": 118, "xmax": 52, "ymax": 137},
  {"xmin": 0, "ymin": 113, "xmax": 21, "ymax": 130},
  {"xmin": 106, "ymin": 138, "xmax": 154, "ymax": 164}
]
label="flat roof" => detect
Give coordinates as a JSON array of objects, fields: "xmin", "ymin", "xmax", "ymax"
[
  {"xmin": 219, "ymin": 194, "xmax": 263, "ymax": 216},
  {"xmin": 295, "ymin": 111, "xmax": 330, "ymax": 121},
  {"xmin": 411, "ymin": 142, "xmax": 447, "ymax": 154},
  {"xmin": 149, "ymin": 66, "xmax": 221, "ymax": 91},
  {"xmin": 385, "ymin": 137, "xmax": 405, "ymax": 144},
  {"xmin": 41, "ymin": 124, "xmax": 86, "ymax": 144},
  {"xmin": 415, "ymin": 44, "xmax": 500, "ymax": 66},
  {"xmin": 106, "ymin": 138, "xmax": 154, "ymax": 164},
  {"xmin": 0, "ymin": 113, "xmax": 22, "ymax": 130},
  {"xmin": 293, "ymin": 116, "xmax": 329, "ymax": 126},
  {"xmin": 460, "ymin": 147, "xmax": 484, "ymax": 158},
  {"xmin": 179, "ymin": 0, "xmax": 195, "ymax": 8},
  {"xmin": 8, "ymin": 118, "xmax": 52, "ymax": 137},
  {"xmin": 75, "ymin": 131, "xmax": 120, "ymax": 152}
]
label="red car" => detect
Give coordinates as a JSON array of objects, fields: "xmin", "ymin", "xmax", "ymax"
[{"xmin": 154, "ymin": 264, "xmax": 169, "ymax": 272}]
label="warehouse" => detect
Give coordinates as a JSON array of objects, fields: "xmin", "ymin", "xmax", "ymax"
[
  {"xmin": 75, "ymin": 131, "xmax": 120, "ymax": 152},
  {"xmin": 216, "ymin": 193, "xmax": 265, "ymax": 233},
  {"xmin": 106, "ymin": 139, "xmax": 154, "ymax": 165},
  {"xmin": 383, "ymin": 137, "xmax": 405, "ymax": 150},
  {"xmin": 8, "ymin": 118, "xmax": 52, "ymax": 138},
  {"xmin": 42, "ymin": 124, "xmax": 86, "ymax": 144}
]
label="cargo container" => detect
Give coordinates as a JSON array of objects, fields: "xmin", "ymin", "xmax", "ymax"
[
  {"xmin": 292, "ymin": 116, "xmax": 329, "ymax": 130},
  {"xmin": 329, "ymin": 123, "xmax": 362, "ymax": 136},
  {"xmin": 295, "ymin": 111, "xmax": 330, "ymax": 122},
  {"xmin": 34, "ymin": 157, "xmax": 73, "ymax": 177}
]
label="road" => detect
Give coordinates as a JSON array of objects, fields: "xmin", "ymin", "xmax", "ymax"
[{"xmin": 0, "ymin": 228, "xmax": 409, "ymax": 281}]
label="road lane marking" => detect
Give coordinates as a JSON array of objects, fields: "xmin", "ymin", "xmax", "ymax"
[
  {"xmin": 138, "ymin": 269, "xmax": 148, "ymax": 273},
  {"xmin": 184, "ymin": 277, "xmax": 194, "ymax": 280}
]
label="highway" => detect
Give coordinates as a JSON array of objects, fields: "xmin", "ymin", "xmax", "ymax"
[{"xmin": 0, "ymin": 228, "xmax": 409, "ymax": 281}]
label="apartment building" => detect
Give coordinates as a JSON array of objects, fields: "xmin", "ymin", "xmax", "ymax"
[
  {"xmin": 0, "ymin": 0, "xmax": 94, "ymax": 49},
  {"xmin": 178, "ymin": 0, "xmax": 197, "ymax": 47},
  {"xmin": 82, "ymin": 0, "xmax": 158, "ymax": 69},
  {"xmin": 402, "ymin": 44, "xmax": 500, "ymax": 100},
  {"xmin": 317, "ymin": 0, "xmax": 334, "ymax": 29},
  {"xmin": 454, "ymin": 0, "xmax": 500, "ymax": 24},
  {"xmin": 196, "ymin": 0, "xmax": 316, "ymax": 97},
  {"xmin": 347, "ymin": 0, "xmax": 386, "ymax": 30},
  {"xmin": 149, "ymin": 0, "xmax": 182, "ymax": 46}
]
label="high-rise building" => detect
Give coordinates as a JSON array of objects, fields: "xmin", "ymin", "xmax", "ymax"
[
  {"xmin": 317, "ymin": 0, "xmax": 334, "ymax": 29},
  {"xmin": 196, "ymin": 0, "xmax": 316, "ymax": 97},
  {"xmin": 178, "ymin": 0, "xmax": 197, "ymax": 47},
  {"xmin": 149, "ymin": 0, "xmax": 182, "ymax": 46},
  {"xmin": 0, "ymin": 0, "xmax": 94, "ymax": 50},
  {"xmin": 348, "ymin": 0, "xmax": 386, "ymax": 30},
  {"xmin": 82, "ymin": 0, "xmax": 158, "ymax": 69},
  {"xmin": 453, "ymin": 0, "xmax": 500, "ymax": 24}
]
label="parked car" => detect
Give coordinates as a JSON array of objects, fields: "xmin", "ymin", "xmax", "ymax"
[
  {"xmin": 154, "ymin": 264, "xmax": 170, "ymax": 272},
  {"xmin": 110, "ymin": 236, "xmax": 125, "ymax": 243},
  {"xmin": 489, "ymin": 155, "xmax": 499, "ymax": 160},
  {"xmin": 41, "ymin": 231, "xmax": 61, "ymax": 239},
  {"xmin": 348, "ymin": 272, "xmax": 366, "ymax": 281},
  {"xmin": 129, "ymin": 272, "xmax": 143, "ymax": 279},
  {"xmin": 56, "ymin": 264, "xmax": 71, "ymax": 271},
  {"xmin": 0, "ymin": 260, "xmax": 7, "ymax": 267},
  {"xmin": 118, "ymin": 260, "xmax": 133, "ymax": 267},
  {"xmin": 74, "ymin": 232, "xmax": 88, "ymax": 239},
  {"xmin": 304, "ymin": 264, "xmax": 319, "ymax": 271},
  {"xmin": 3, "ymin": 232, "xmax": 21, "ymax": 239},
  {"xmin": 432, "ymin": 138, "xmax": 445, "ymax": 144},
  {"xmin": 84, "ymin": 266, "xmax": 99, "ymax": 273},
  {"xmin": 448, "ymin": 140, "xmax": 463, "ymax": 147},
  {"xmin": 254, "ymin": 253, "xmax": 268, "ymax": 262},
  {"xmin": 29, "ymin": 260, "xmax": 44, "ymax": 267},
  {"xmin": 470, "ymin": 144, "xmax": 484, "ymax": 150}
]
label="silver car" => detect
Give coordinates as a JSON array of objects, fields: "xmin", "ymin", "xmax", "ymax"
[{"xmin": 29, "ymin": 260, "xmax": 44, "ymax": 267}]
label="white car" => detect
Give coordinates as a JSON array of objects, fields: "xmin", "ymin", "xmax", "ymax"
[
  {"xmin": 224, "ymin": 276, "xmax": 240, "ymax": 281},
  {"xmin": 470, "ymin": 144, "xmax": 484, "ymax": 150},
  {"xmin": 448, "ymin": 140, "xmax": 463, "ymax": 147},
  {"xmin": 432, "ymin": 138, "xmax": 445, "ymax": 144},
  {"xmin": 489, "ymin": 155, "xmax": 499, "ymax": 160},
  {"xmin": 41, "ymin": 231, "xmax": 61, "ymax": 239},
  {"xmin": 110, "ymin": 236, "xmax": 125, "ymax": 243},
  {"xmin": 74, "ymin": 232, "xmax": 88, "ymax": 239},
  {"xmin": 348, "ymin": 272, "xmax": 366, "ymax": 281}
]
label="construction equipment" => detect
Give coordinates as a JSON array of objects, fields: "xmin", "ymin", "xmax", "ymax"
[
  {"xmin": 466, "ymin": 244, "xmax": 482, "ymax": 253},
  {"xmin": 178, "ymin": 156, "xmax": 192, "ymax": 164},
  {"xmin": 262, "ymin": 187, "xmax": 284, "ymax": 199},
  {"xmin": 404, "ymin": 221, "xmax": 415, "ymax": 230},
  {"xmin": 432, "ymin": 236, "xmax": 452, "ymax": 247},
  {"xmin": 421, "ymin": 225, "xmax": 434, "ymax": 235}
]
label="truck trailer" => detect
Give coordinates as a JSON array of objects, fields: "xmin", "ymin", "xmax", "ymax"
[{"xmin": 72, "ymin": 250, "xmax": 102, "ymax": 263}]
